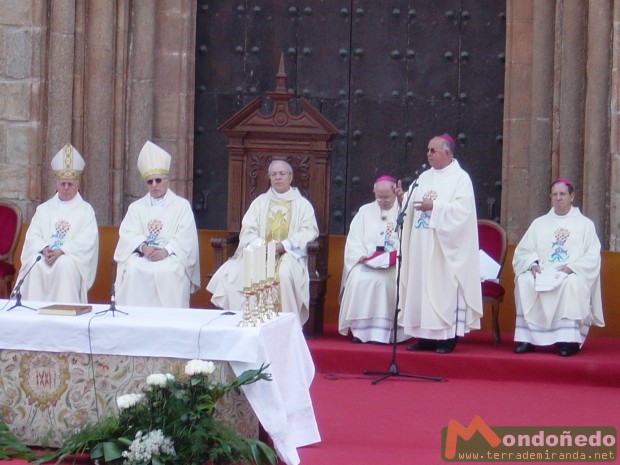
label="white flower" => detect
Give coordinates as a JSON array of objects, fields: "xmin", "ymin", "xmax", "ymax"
[
  {"xmin": 184, "ymin": 359, "xmax": 216, "ymax": 376},
  {"xmin": 146, "ymin": 373, "xmax": 173, "ymax": 387},
  {"xmin": 116, "ymin": 393, "xmax": 144, "ymax": 410},
  {"xmin": 122, "ymin": 429, "xmax": 176, "ymax": 465}
]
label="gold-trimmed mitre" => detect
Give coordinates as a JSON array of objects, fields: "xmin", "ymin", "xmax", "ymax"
[
  {"xmin": 137, "ymin": 140, "xmax": 171, "ymax": 180},
  {"xmin": 51, "ymin": 143, "xmax": 85, "ymax": 180}
]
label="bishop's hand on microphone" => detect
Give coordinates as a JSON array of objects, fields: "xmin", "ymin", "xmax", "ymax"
[{"xmin": 396, "ymin": 163, "xmax": 428, "ymax": 226}]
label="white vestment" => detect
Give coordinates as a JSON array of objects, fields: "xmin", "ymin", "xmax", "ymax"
[
  {"xmin": 114, "ymin": 190, "xmax": 200, "ymax": 308},
  {"xmin": 19, "ymin": 193, "xmax": 99, "ymax": 303},
  {"xmin": 512, "ymin": 207, "xmax": 604, "ymax": 346},
  {"xmin": 399, "ymin": 160, "xmax": 482, "ymax": 339},
  {"xmin": 207, "ymin": 187, "xmax": 319, "ymax": 325},
  {"xmin": 339, "ymin": 200, "xmax": 408, "ymax": 343}
]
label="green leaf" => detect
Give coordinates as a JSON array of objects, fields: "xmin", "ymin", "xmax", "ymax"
[{"xmin": 102, "ymin": 440, "xmax": 124, "ymax": 462}]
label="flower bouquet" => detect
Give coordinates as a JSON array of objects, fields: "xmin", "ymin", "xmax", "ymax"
[{"xmin": 0, "ymin": 360, "xmax": 277, "ymax": 465}]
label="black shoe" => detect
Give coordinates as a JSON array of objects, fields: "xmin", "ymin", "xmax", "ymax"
[
  {"xmin": 514, "ymin": 342, "xmax": 535, "ymax": 354},
  {"xmin": 435, "ymin": 337, "xmax": 458, "ymax": 354},
  {"xmin": 406, "ymin": 338, "xmax": 437, "ymax": 351},
  {"xmin": 351, "ymin": 336, "xmax": 363, "ymax": 344},
  {"xmin": 556, "ymin": 342, "xmax": 580, "ymax": 357}
]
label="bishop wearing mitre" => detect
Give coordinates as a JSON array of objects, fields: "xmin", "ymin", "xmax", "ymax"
[
  {"xmin": 18, "ymin": 143, "xmax": 99, "ymax": 303},
  {"xmin": 114, "ymin": 141, "xmax": 200, "ymax": 308}
]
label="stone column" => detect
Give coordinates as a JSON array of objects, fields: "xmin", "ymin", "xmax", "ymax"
[
  {"xmin": 124, "ymin": 0, "xmax": 156, "ymax": 212},
  {"xmin": 501, "ymin": 0, "xmax": 534, "ymax": 240},
  {"xmin": 82, "ymin": 1, "xmax": 117, "ymax": 225},
  {"xmin": 108, "ymin": 0, "xmax": 130, "ymax": 225},
  {"xmin": 554, "ymin": 1, "xmax": 587, "ymax": 197},
  {"xmin": 528, "ymin": 0, "xmax": 555, "ymax": 218},
  {"xmin": 46, "ymin": 0, "xmax": 76, "ymax": 196},
  {"xmin": 152, "ymin": 0, "xmax": 196, "ymax": 202},
  {"xmin": 583, "ymin": 0, "xmax": 612, "ymax": 244},
  {"xmin": 610, "ymin": 1, "xmax": 620, "ymax": 250}
]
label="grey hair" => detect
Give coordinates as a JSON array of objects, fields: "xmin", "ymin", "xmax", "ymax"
[
  {"xmin": 268, "ymin": 159, "xmax": 293, "ymax": 175},
  {"xmin": 441, "ymin": 139, "xmax": 454, "ymax": 154},
  {"xmin": 373, "ymin": 180, "xmax": 396, "ymax": 190}
]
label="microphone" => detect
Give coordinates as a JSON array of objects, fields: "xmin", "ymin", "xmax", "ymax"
[
  {"xmin": 96, "ymin": 261, "xmax": 127, "ymax": 316},
  {"xmin": 397, "ymin": 163, "xmax": 428, "ymax": 227},
  {"xmin": 7, "ymin": 255, "xmax": 42, "ymax": 311},
  {"xmin": 11, "ymin": 255, "xmax": 42, "ymax": 299},
  {"xmin": 415, "ymin": 163, "xmax": 428, "ymax": 176}
]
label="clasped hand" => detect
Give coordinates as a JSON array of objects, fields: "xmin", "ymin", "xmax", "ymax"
[
  {"xmin": 530, "ymin": 264, "xmax": 573, "ymax": 277},
  {"xmin": 42, "ymin": 246, "xmax": 63, "ymax": 266},
  {"xmin": 142, "ymin": 244, "xmax": 169, "ymax": 262}
]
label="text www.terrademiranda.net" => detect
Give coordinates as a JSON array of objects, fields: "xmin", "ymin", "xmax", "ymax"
[
  {"xmin": 442, "ymin": 417, "xmax": 617, "ymax": 463},
  {"xmin": 456, "ymin": 451, "xmax": 616, "ymax": 462}
]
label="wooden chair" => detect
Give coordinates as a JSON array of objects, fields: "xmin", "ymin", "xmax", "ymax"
[
  {"xmin": 209, "ymin": 55, "xmax": 338, "ymax": 336},
  {"xmin": 478, "ymin": 219, "xmax": 508, "ymax": 345},
  {"xmin": 0, "ymin": 201, "xmax": 23, "ymax": 297}
]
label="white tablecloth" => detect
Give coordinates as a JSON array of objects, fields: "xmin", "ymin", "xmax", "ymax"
[{"xmin": 0, "ymin": 300, "xmax": 320, "ymax": 465}]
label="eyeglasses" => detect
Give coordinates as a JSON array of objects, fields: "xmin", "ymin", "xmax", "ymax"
[{"xmin": 146, "ymin": 178, "xmax": 167, "ymax": 186}]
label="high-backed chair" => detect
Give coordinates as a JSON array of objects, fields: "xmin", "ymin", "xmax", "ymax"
[
  {"xmin": 208, "ymin": 55, "xmax": 338, "ymax": 336},
  {"xmin": 478, "ymin": 219, "xmax": 508, "ymax": 345},
  {"xmin": 0, "ymin": 201, "xmax": 23, "ymax": 297}
]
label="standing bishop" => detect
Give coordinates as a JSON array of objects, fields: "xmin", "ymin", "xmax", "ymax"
[
  {"xmin": 114, "ymin": 141, "xmax": 200, "ymax": 308},
  {"xmin": 18, "ymin": 143, "xmax": 99, "ymax": 303},
  {"xmin": 396, "ymin": 134, "xmax": 482, "ymax": 353}
]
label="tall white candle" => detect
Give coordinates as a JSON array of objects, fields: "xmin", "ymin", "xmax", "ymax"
[
  {"xmin": 267, "ymin": 242, "xmax": 276, "ymax": 278},
  {"xmin": 254, "ymin": 244, "xmax": 266, "ymax": 282},
  {"xmin": 243, "ymin": 248, "xmax": 253, "ymax": 288}
]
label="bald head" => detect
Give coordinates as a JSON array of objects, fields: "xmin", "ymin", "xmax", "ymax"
[{"xmin": 374, "ymin": 180, "xmax": 396, "ymax": 210}]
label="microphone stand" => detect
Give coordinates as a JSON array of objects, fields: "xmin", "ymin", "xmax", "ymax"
[
  {"xmin": 7, "ymin": 255, "xmax": 42, "ymax": 312},
  {"xmin": 364, "ymin": 168, "xmax": 443, "ymax": 384},
  {"xmin": 96, "ymin": 262, "xmax": 127, "ymax": 316}
]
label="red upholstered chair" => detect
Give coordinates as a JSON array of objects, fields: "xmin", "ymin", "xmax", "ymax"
[
  {"xmin": 0, "ymin": 201, "xmax": 22, "ymax": 298},
  {"xmin": 478, "ymin": 219, "xmax": 508, "ymax": 345}
]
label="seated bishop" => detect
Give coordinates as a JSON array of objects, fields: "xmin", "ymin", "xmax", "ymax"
[
  {"xmin": 114, "ymin": 141, "xmax": 200, "ymax": 308},
  {"xmin": 207, "ymin": 159, "xmax": 319, "ymax": 325},
  {"xmin": 338, "ymin": 176, "xmax": 409, "ymax": 344},
  {"xmin": 512, "ymin": 178, "xmax": 604, "ymax": 356},
  {"xmin": 18, "ymin": 143, "xmax": 99, "ymax": 303}
]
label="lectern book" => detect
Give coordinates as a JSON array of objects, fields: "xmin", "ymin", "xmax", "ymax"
[{"xmin": 39, "ymin": 304, "xmax": 93, "ymax": 316}]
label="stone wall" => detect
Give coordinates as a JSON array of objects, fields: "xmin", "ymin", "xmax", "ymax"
[
  {"xmin": 502, "ymin": 0, "xmax": 620, "ymax": 249},
  {"xmin": 0, "ymin": 1, "xmax": 46, "ymax": 220},
  {"xmin": 0, "ymin": 0, "xmax": 196, "ymax": 225},
  {"xmin": 1, "ymin": 0, "xmax": 620, "ymax": 250}
]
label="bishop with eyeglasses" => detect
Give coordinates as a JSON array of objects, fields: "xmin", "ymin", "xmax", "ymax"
[{"xmin": 113, "ymin": 141, "xmax": 200, "ymax": 308}]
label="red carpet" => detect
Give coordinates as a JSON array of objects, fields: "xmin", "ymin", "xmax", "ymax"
[
  {"xmin": 3, "ymin": 327, "xmax": 619, "ymax": 465},
  {"xmin": 307, "ymin": 327, "xmax": 620, "ymax": 387},
  {"xmin": 298, "ymin": 327, "xmax": 620, "ymax": 465}
]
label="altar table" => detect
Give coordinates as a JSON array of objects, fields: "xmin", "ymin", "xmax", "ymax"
[{"xmin": 0, "ymin": 300, "xmax": 320, "ymax": 465}]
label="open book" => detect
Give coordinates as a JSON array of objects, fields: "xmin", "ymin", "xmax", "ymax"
[{"xmin": 39, "ymin": 304, "xmax": 93, "ymax": 316}]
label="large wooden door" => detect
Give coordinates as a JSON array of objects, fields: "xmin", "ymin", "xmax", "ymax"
[{"xmin": 194, "ymin": 0, "xmax": 506, "ymax": 233}]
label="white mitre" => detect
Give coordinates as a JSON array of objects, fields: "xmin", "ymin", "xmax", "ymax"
[
  {"xmin": 51, "ymin": 143, "xmax": 85, "ymax": 180},
  {"xmin": 137, "ymin": 140, "xmax": 171, "ymax": 180}
]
